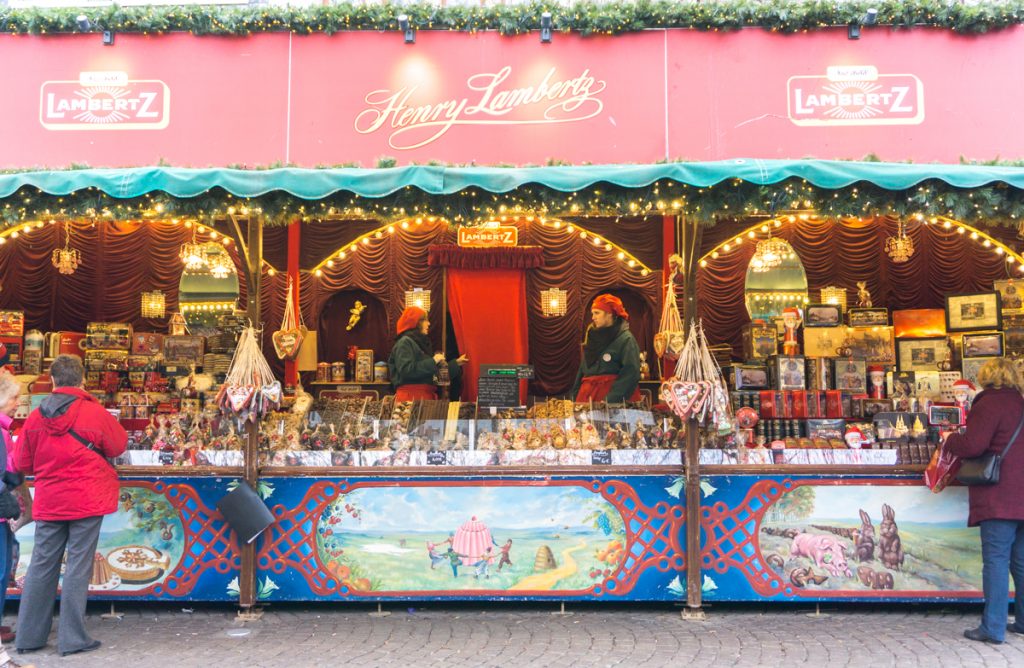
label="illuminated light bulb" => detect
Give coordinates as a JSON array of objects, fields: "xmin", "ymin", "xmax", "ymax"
[
  {"xmin": 617, "ymin": 252, "xmax": 625, "ymax": 260},
  {"xmin": 415, "ymin": 218, "xmax": 423, "ymax": 225},
  {"xmin": 711, "ymin": 252, "xmax": 719, "ymax": 259},
  {"xmin": 210, "ymin": 231, "xmax": 218, "ymax": 239},
  {"xmin": 268, "ymin": 268, "xmax": 276, "ymax": 276},
  {"xmin": 774, "ymin": 221, "xmax": 782, "ymax": 227},
  {"xmin": 1009, "ymin": 257, "xmax": 1016, "ymax": 264},
  {"xmin": 326, "ymin": 260, "xmax": 334, "ymax": 268},
  {"xmin": 580, "ymin": 232, "xmax": 587, "ymax": 239},
  {"xmin": 699, "ymin": 259, "xmax": 707, "ymax": 267},
  {"xmin": 350, "ymin": 245, "xmax": 357, "ymax": 253},
  {"xmin": 983, "ymin": 239, "xmax": 992, "ymax": 247},
  {"xmin": 723, "ymin": 243, "xmax": 731, "ymax": 251},
  {"xmin": 315, "ymin": 269, "xmax": 323, "ymax": 277},
  {"xmin": 591, "ymin": 236, "xmax": 600, "ymax": 245},
  {"xmin": 36, "ymin": 221, "xmax": 43, "ymax": 229},
  {"xmin": 567, "ymin": 225, "xmax": 575, "ymax": 233},
  {"xmin": 943, "ymin": 221, "xmax": 952, "ymax": 229},
  {"xmin": 996, "ymin": 247, "xmax": 1005, "ymax": 255},
  {"xmin": 747, "ymin": 231, "xmax": 755, "ymax": 238},
  {"xmin": 970, "ymin": 232, "xmax": 979, "ymax": 239},
  {"xmin": 554, "ymin": 221, "xmax": 562, "ymax": 228},
  {"xmin": 401, "ymin": 221, "xmax": 409, "ymax": 229},
  {"xmin": 760, "ymin": 225, "xmax": 769, "ymax": 233},
  {"xmin": 222, "ymin": 238, "xmax": 231, "ymax": 245},
  {"xmin": 627, "ymin": 259, "xmax": 636, "ymax": 267},
  {"xmin": 362, "ymin": 237, "xmax": 370, "ymax": 245},
  {"xmin": 0, "ymin": 238, "xmax": 6, "ymax": 245},
  {"xmin": 387, "ymin": 226, "xmax": 395, "ymax": 233},
  {"xmin": 197, "ymin": 225, "xmax": 206, "ymax": 233},
  {"xmin": 414, "ymin": 298, "xmax": 424, "ymax": 308},
  {"xmin": 641, "ymin": 269, "xmax": 650, "ymax": 276},
  {"xmin": 11, "ymin": 232, "xmax": 17, "ymax": 239},
  {"xmin": 375, "ymin": 231, "xmax": 383, "ymax": 239},
  {"xmin": 604, "ymin": 243, "xmax": 612, "ymax": 251},
  {"xmin": 185, "ymin": 221, "xmax": 193, "ymax": 228},
  {"xmin": 339, "ymin": 251, "xmax": 346, "ymax": 259},
  {"xmin": 957, "ymin": 227, "xmax": 965, "ymax": 234}
]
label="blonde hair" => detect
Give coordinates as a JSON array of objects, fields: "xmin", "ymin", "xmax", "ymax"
[
  {"xmin": 976, "ymin": 358, "xmax": 1023, "ymax": 392},
  {"xmin": 0, "ymin": 370, "xmax": 21, "ymax": 406}
]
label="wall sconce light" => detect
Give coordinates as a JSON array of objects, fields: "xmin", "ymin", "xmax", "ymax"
[
  {"xmin": 540, "ymin": 12, "xmax": 552, "ymax": 44},
  {"xmin": 398, "ymin": 14, "xmax": 415, "ymax": 44},
  {"xmin": 404, "ymin": 287, "xmax": 431, "ymax": 311},
  {"xmin": 820, "ymin": 286, "xmax": 848, "ymax": 311},
  {"xmin": 76, "ymin": 15, "xmax": 91, "ymax": 31},
  {"xmin": 540, "ymin": 287, "xmax": 567, "ymax": 317}
]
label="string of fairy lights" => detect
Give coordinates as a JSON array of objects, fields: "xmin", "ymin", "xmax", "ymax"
[
  {"xmin": 698, "ymin": 213, "xmax": 1024, "ymax": 271},
  {"xmin": 307, "ymin": 216, "xmax": 654, "ymax": 277}
]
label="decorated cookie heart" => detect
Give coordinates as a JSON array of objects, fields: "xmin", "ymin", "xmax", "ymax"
[
  {"xmin": 271, "ymin": 327, "xmax": 304, "ymax": 360},
  {"xmin": 261, "ymin": 380, "xmax": 282, "ymax": 405},
  {"xmin": 225, "ymin": 384, "xmax": 255, "ymax": 412}
]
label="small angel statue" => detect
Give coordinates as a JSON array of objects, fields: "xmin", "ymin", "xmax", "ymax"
[{"xmin": 346, "ymin": 300, "xmax": 367, "ymax": 330}]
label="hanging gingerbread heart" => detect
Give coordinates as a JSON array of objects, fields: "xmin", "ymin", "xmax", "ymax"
[
  {"xmin": 226, "ymin": 384, "xmax": 255, "ymax": 412},
  {"xmin": 271, "ymin": 328, "xmax": 304, "ymax": 360}
]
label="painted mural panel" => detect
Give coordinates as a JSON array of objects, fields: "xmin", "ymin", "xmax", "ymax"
[
  {"xmin": 700, "ymin": 475, "xmax": 982, "ymax": 602},
  {"xmin": 257, "ymin": 476, "xmax": 686, "ymax": 601},
  {"xmin": 9, "ymin": 477, "xmax": 242, "ymax": 601}
]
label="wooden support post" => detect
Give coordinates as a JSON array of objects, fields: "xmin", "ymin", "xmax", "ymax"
[
  {"xmin": 239, "ymin": 215, "xmax": 263, "ymax": 611},
  {"xmin": 678, "ymin": 214, "xmax": 705, "ymax": 616}
]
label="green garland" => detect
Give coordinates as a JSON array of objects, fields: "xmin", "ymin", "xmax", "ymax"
[
  {"xmin": 4, "ymin": 175, "xmax": 1024, "ymax": 230},
  {"xmin": 2, "ymin": 1, "xmax": 1024, "ymax": 37}
]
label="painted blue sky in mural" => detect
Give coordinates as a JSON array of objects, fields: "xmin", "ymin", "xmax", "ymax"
[
  {"xmin": 348, "ymin": 486, "xmax": 606, "ymax": 531},
  {"xmin": 809, "ymin": 486, "xmax": 970, "ymax": 524}
]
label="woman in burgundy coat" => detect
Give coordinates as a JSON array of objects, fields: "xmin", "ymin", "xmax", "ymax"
[{"xmin": 945, "ymin": 358, "xmax": 1024, "ymax": 644}]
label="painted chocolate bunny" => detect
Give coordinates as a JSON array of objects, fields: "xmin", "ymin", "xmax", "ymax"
[
  {"xmin": 878, "ymin": 503, "xmax": 905, "ymax": 570},
  {"xmin": 856, "ymin": 509, "xmax": 876, "ymax": 563}
]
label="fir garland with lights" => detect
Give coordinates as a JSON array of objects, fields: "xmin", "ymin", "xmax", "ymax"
[
  {"xmin": 4, "ymin": 176, "xmax": 1024, "ymax": 230},
  {"xmin": 2, "ymin": 1, "xmax": 1024, "ymax": 37}
]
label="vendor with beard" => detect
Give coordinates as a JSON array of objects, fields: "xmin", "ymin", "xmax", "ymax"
[
  {"xmin": 570, "ymin": 294, "xmax": 642, "ymax": 403},
  {"xmin": 388, "ymin": 306, "xmax": 468, "ymax": 401}
]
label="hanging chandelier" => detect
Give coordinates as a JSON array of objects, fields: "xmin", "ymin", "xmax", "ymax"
[
  {"xmin": 51, "ymin": 221, "xmax": 81, "ymax": 275},
  {"xmin": 885, "ymin": 220, "xmax": 915, "ymax": 263},
  {"xmin": 140, "ymin": 290, "xmax": 166, "ymax": 318},
  {"xmin": 208, "ymin": 251, "xmax": 234, "ymax": 279},
  {"xmin": 179, "ymin": 227, "xmax": 206, "ymax": 270},
  {"xmin": 749, "ymin": 236, "xmax": 789, "ymax": 273}
]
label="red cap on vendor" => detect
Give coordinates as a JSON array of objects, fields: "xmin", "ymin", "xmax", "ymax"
[
  {"xmin": 591, "ymin": 294, "xmax": 628, "ymax": 320},
  {"xmin": 396, "ymin": 306, "xmax": 427, "ymax": 335}
]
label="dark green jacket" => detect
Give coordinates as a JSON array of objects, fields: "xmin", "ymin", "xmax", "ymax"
[
  {"xmin": 387, "ymin": 334, "xmax": 462, "ymax": 388},
  {"xmin": 570, "ymin": 324, "xmax": 641, "ymax": 402}
]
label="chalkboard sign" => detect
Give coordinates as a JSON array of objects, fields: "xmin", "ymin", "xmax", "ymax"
[
  {"xmin": 516, "ymin": 365, "xmax": 535, "ymax": 379},
  {"xmin": 159, "ymin": 451, "xmax": 175, "ymax": 466},
  {"xmin": 478, "ymin": 365, "xmax": 521, "ymax": 407},
  {"xmin": 426, "ymin": 451, "xmax": 447, "ymax": 465},
  {"xmin": 591, "ymin": 450, "xmax": 612, "ymax": 465}
]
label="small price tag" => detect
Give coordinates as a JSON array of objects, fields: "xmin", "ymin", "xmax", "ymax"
[
  {"xmin": 591, "ymin": 450, "xmax": 612, "ymax": 465},
  {"xmin": 426, "ymin": 451, "xmax": 447, "ymax": 465},
  {"xmin": 159, "ymin": 451, "xmax": 175, "ymax": 466}
]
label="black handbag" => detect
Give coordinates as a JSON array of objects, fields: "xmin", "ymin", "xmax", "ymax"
[
  {"xmin": 0, "ymin": 489, "xmax": 19, "ymax": 521},
  {"xmin": 956, "ymin": 408, "xmax": 1024, "ymax": 486}
]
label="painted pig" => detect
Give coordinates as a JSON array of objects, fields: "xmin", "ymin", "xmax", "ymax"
[{"xmin": 790, "ymin": 532, "xmax": 853, "ymax": 578}]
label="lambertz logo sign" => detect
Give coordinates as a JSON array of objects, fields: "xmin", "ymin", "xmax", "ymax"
[
  {"xmin": 354, "ymin": 65, "xmax": 606, "ymax": 150},
  {"xmin": 787, "ymin": 66, "xmax": 923, "ymax": 126},
  {"xmin": 457, "ymin": 225, "xmax": 518, "ymax": 248},
  {"xmin": 40, "ymin": 71, "xmax": 170, "ymax": 130}
]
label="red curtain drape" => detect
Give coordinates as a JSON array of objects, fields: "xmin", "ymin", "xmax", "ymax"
[{"xmin": 446, "ymin": 268, "xmax": 529, "ymax": 402}]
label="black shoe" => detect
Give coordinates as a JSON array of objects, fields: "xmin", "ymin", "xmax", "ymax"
[
  {"xmin": 1009, "ymin": 624, "xmax": 1024, "ymax": 635},
  {"xmin": 964, "ymin": 628, "xmax": 1003, "ymax": 644},
  {"xmin": 59, "ymin": 639, "xmax": 101, "ymax": 657},
  {"xmin": 15, "ymin": 647, "xmax": 43, "ymax": 655}
]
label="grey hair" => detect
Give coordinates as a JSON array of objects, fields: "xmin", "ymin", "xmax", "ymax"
[
  {"xmin": 0, "ymin": 371, "xmax": 20, "ymax": 405},
  {"xmin": 50, "ymin": 354, "xmax": 85, "ymax": 388}
]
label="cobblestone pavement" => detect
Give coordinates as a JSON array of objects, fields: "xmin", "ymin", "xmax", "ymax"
[{"xmin": 4, "ymin": 602, "xmax": 1024, "ymax": 667}]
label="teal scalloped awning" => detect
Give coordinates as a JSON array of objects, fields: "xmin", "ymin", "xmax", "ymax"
[{"xmin": 4, "ymin": 159, "xmax": 1024, "ymax": 199}]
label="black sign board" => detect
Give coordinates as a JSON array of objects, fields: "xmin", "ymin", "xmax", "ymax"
[
  {"xmin": 426, "ymin": 451, "xmax": 447, "ymax": 465},
  {"xmin": 591, "ymin": 450, "xmax": 613, "ymax": 465},
  {"xmin": 477, "ymin": 364, "xmax": 521, "ymax": 407},
  {"xmin": 159, "ymin": 451, "xmax": 175, "ymax": 466}
]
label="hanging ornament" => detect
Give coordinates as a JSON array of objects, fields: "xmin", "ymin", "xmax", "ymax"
[
  {"xmin": 749, "ymin": 236, "xmax": 790, "ymax": 273},
  {"xmin": 51, "ymin": 220, "xmax": 81, "ymax": 275},
  {"xmin": 885, "ymin": 220, "xmax": 915, "ymax": 263},
  {"xmin": 216, "ymin": 326, "xmax": 280, "ymax": 421},
  {"xmin": 346, "ymin": 300, "xmax": 368, "ymax": 330},
  {"xmin": 655, "ymin": 254, "xmax": 686, "ymax": 364},
  {"xmin": 271, "ymin": 277, "xmax": 307, "ymax": 360}
]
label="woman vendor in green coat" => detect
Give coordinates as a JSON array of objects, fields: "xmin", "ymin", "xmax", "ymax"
[
  {"xmin": 570, "ymin": 294, "xmax": 642, "ymax": 403},
  {"xmin": 388, "ymin": 306, "xmax": 468, "ymax": 401}
]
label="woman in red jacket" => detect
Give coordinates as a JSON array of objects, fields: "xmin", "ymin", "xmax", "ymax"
[
  {"xmin": 13, "ymin": 355, "xmax": 126, "ymax": 658},
  {"xmin": 944, "ymin": 358, "xmax": 1024, "ymax": 644}
]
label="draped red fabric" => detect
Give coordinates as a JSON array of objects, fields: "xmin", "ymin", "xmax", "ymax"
[
  {"xmin": 697, "ymin": 216, "xmax": 1020, "ymax": 357},
  {"xmin": 427, "ymin": 245, "xmax": 545, "ymax": 270},
  {"xmin": 446, "ymin": 268, "xmax": 529, "ymax": 403}
]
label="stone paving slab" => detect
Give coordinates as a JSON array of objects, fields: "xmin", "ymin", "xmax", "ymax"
[{"xmin": 3, "ymin": 603, "xmax": 1023, "ymax": 667}]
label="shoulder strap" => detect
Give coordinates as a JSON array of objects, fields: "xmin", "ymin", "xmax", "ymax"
[
  {"xmin": 1000, "ymin": 403, "xmax": 1024, "ymax": 458},
  {"xmin": 63, "ymin": 399, "xmax": 116, "ymax": 468}
]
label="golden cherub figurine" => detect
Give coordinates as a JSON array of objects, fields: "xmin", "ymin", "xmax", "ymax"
[{"xmin": 346, "ymin": 300, "xmax": 367, "ymax": 331}]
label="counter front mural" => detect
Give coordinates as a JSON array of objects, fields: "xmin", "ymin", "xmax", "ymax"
[
  {"xmin": 257, "ymin": 476, "xmax": 686, "ymax": 601},
  {"xmin": 10, "ymin": 477, "xmax": 242, "ymax": 601},
  {"xmin": 700, "ymin": 475, "xmax": 982, "ymax": 602}
]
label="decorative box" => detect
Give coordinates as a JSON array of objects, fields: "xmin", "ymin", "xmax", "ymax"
[
  {"xmin": 49, "ymin": 331, "xmax": 86, "ymax": 358},
  {"xmin": 768, "ymin": 355, "xmax": 805, "ymax": 390},
  {"xmin": 85, "ymin": 322, "xmax": 132, "ymax": 350},
  {"xmin": 741, "ymin": 322, "xmax": 778, "ymax": 360},
  {"xmin": 832, "ymin": 358, "xmax": 867, "ymax": 393},
  {"xmin": 726, "ymin": 364, "xmax": 769, "ymax": 390},
  {"xmin": 806, "ymin": 418, "xmax": 846, "ymax": 440},
  {"xmin": 132, "ymin": 333, "xmax": 165, "ymax": 356},
  {"xmin": 84, "ymin": 349, "xmax": 128, "ymax": 372},
  {"xmin": 892, "ymin": 309, "xmax": 946, "ymax": 338},
  {"xmin": 0, "ymin": 311, "xmax": 24, "ymax": 338},
  {"xmin": 355, "ymin": 349, "xmax": 374, "ymax": 383},
  {"xmin": 806, "ymin": 358, "xmax": 832, "ymax": 390},
  {"xmin": 163, "ymin": 336, "xmax": 205, "ymax": 365}
]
